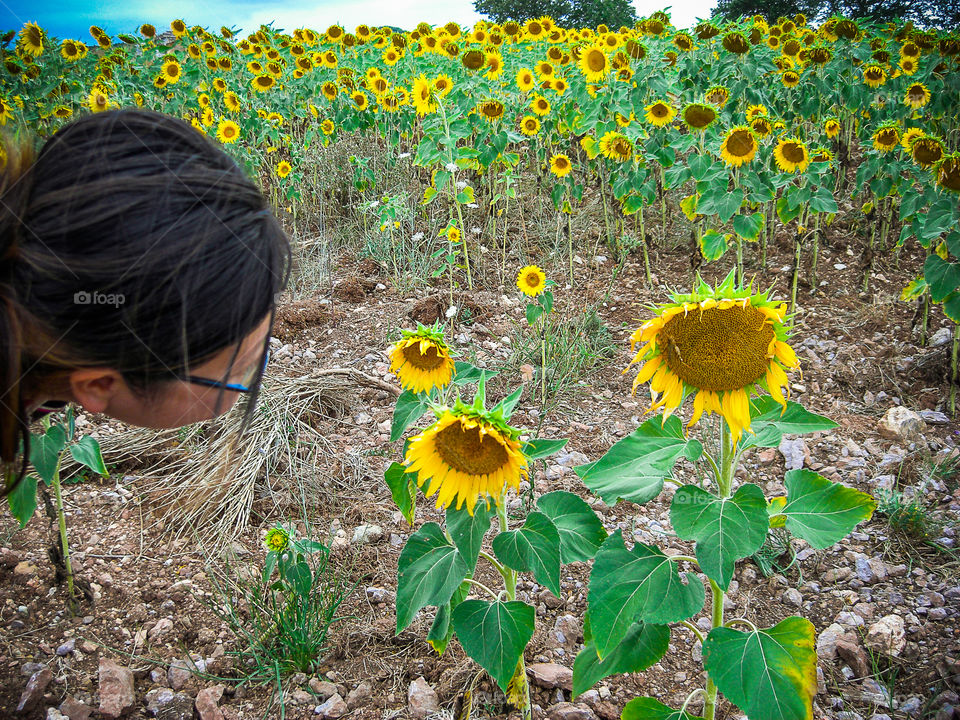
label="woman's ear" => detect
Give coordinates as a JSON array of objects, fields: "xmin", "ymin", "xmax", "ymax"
[{"xmin": 68, "ymin": 369, "xmax": 123, "ymax": 414}]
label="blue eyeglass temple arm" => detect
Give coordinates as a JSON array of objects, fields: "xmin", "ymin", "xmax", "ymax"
[{"xmin": 182, "ymin": 348, "xmax": 270, "ymax": 394}]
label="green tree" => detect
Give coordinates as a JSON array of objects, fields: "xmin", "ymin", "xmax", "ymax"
[
  {"xmin": 473, "ymin": 0, "xmax": 637, "ymax": 28},
  {"xmin": 712, "ymin": 0, "xmax": 958, "ymax": 26}
]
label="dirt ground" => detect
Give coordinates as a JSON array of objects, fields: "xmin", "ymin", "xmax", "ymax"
[{"xmin": 1, "ymin": 219, "xmax": 958, "ymax": 719}]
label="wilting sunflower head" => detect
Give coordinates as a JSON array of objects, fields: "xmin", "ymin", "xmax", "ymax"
[
  {"xmin": 872, "ymin": 122, "xmax": 901, "ymax": 152},
  {"xmin": 682, "ymin": 103, "xmax": 717, "ymax": 132},
  {"xmin": 750, "ymin": 117, "xmax": 773, "ymax": 138},
  {"xmin": 626, "ymin": 271, "xmax": 800, "ymax": 445},
  {"xmin": 934, "ymin": 153, "xmax": 960, "ymax": 194},
  {"xmin": 389, "ymin": 323, "xmax": 456, "ymax": 395},
  {"xmin": 824, "ymin": 117, "xmax": 841, "ymax": 138},
  {"xmin": 720, "ymin": 126, "xmax": 758, "ymax": 167},
  {"xmin": 405, "ymin": 395, "xmax": 529, "ymax": 515},
  {"xmin": 264, "ymin": 526, "xmax": 290, "ymax": 553},
  {"xmin": 901, "ymin": 126, "xmax": 924, "ymax": 150},
  {"xmin": 517, "ymin": 265, "xmax": 547, "ymax": 297},
  {"xmin": 745, "ymin": 104, "xmax": 768, "ymax": 122},
  {"xmin": 705, "ymin": 85, "xmax": 730, "ymax": 107},
  {"xmin": 910, "ymin": 135, "xmax": 944, "ymax": 169},
  {"xmin": 722, "ymin": 31, "xmax": 750, "ymax": 55},
  {"xmin": 862, "ymin": 64, "xmax": 886, "ymax": 88},
  {"xmin": 774, "ymin": 137, "xmax": 811, "ymax": 172},
  {"xmin": 903, "ymin": 82, "xmax": 930, "ymax": 109},
  {"xmin": 810, "ymin": 147, "xmax": 833, "ymax": 165}
]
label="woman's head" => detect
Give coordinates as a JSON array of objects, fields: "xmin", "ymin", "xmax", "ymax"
[{"xmin": 0, "ymin": 108, "xmax": 291, "ymax": 482}]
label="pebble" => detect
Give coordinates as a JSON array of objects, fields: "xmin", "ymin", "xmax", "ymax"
[
  {"xmin": 314, "ymin": 694, "xmax": 347, "ymax": 719},
  {"xmin": 407, "ymin": 677, "xmax": 439, "ymax": 719},
  {"xmin": 351, "ymin": 524, "xmax": 383, "ymax": 545}
]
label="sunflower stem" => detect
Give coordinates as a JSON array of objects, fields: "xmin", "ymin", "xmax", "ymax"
[
  {"xmin": 703, "ymin": 578, "xmax": 725, "ymax": 720},
  {"xmin": 437, "ymin": 97, "xmax": 472, "ymax": 290},
  {"xmin": 495, "ymin": 491, "xmax": 532, "ymax": 720},
  {"xmin": 567, "ymin": 206, "xmax": 575, "ymax": 288},
  {"xmin": 810, "ymin": 213, "xmax": 820, "ymax": 295},
  {"xmin": 951, "ymin": 323, "xmax": 959, "ymax": 417},
  {"xmin": 790, "ymin": 230, "xmax": 802, "ymax": 318},
  {"xmin": 52, "ymin": 458, "xmax": 79, "ymax": 613},
  {"xmin": 639, "ymin": 205, "xmax": 652, "ymax": 289}
]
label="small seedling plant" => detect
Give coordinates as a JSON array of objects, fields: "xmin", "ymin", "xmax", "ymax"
[{"xmin": 6, "ymin": 406, "xmax": 109, "ymax": 610}]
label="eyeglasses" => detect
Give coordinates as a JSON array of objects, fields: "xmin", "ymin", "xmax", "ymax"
[{"xmin": 181, "ymin": 348, "xmax": 270, "ymax": 394}]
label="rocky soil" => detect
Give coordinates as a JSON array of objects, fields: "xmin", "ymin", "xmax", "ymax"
[{"xmin": 1, "ymin": 237, "xmax": 958, "ymax": 720}]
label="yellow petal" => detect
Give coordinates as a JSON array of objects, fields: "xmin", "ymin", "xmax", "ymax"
[{"xmin": 774, "ymin": 340, "xmax": 799, "ymax": 368}]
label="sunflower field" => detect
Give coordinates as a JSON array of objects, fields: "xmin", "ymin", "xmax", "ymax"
[
  {"xmin": 3, "ymin": 10, "xmax": 960, "ymax": 720},
  {"xmin": 4, "ymin": 14, "xmax": 960, "ymax": 317}
]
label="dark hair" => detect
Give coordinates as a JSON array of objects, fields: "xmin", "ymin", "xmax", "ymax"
[{"xmin": 0, "ymin": 108, "xmax": 291, "ymax": 491}]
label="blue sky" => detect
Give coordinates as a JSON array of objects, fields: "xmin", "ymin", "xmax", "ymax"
[{"xmin": 0, "ymin": 0, "xmax": 715, "ymax": 40}]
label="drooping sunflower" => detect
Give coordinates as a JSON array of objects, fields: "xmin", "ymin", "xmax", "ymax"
[
  {"xmin": 251, "ymin": 74, "xmax": 275, "ymax": 92},
  {"xmin": 598, "ymin": 130, "xmax": 633, "ymax": 162},
  {"xmin": 750, "ymin": 117, "xmax": 772, "ymax": 138},
  {"xmin": 320, "ymin": 118, "xmax": 335, "ymax": 135},
  {"xmin": 682, "ymin": 103, "xmax": 716, "ymax": 132},
  {"xmin": 644, "ymin": 99, "xmax": 676, "ymax": 128},
  {"xmin": 478, "ymin": 100, "xmax": 505, "ymax": 123},
  {"xmin": 579, "ymin": 44, "xmax": 609, "ymax": 83},
  {"xmin": 933, "ymin": 153, "xmax": 960, "ymax": 194},
  {"xmin": 862, "ymin": 64, "xmax": 886, "ymax": 88},
  {"xmin": 705, "ymin": 85, "xmax": 730, "ymax": 108},
  {"xmin": 720, "ymin": 126, "xmax": 758, "ymax": 167},
  {"xmin": 745, "ymin": 104, "xmax": 768, "ymax": 122},
  {"xmin": 910, "ymin": 135, "xmax": 944, "ymax": 169},
  {"xmin": 774, "ymin": 137, "xmax": 811, "ymax": 172},
  {"xmin": 722, "ymin": 32, "xmax": 750, "ymax": 55},
  {"xmin": 388, "ymin": 324, "xmax": 456, "ymax": 395},
  {"xmin": 461, "ymin": 49, "xmax": 486, "ymax": 71},
  {"xmin": 872, "ymin": 123, "xmax": 901, "ymax": 152},
  {"xmin": 781, "ymin": 70, "xmax": 801, "ymax": 87},
  {"xmin": 550, "ymin": 153, "xmax": 572, "ymax": 178},
  {"xmin": 824, "ymin": 117, "xmax": 841, "ymax": 138},
  {"xmin": 626, "ymin": 272, "xmax": 800, "ymax": 445},
  {"xmin": 517, "ymin": 265, "xmax": 547, "ymax": 297},
  {"xmin": 170, "ymin": 19, "xmax": 188, "ymax": 38},
  {"xmin": 903, "ymin": 82, "xmax": 930, "ymax": 109},
  {"xmin": 810, "ymin": 147, "xmax": 833, "ymax": 165},
  {"xmin": 405, "ymin": 398, "xmax": 528, "ymax": 515}
]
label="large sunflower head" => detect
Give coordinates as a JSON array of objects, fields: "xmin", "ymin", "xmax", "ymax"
[
  {"xmin": 405, "ymin": 394, "xmax": 529, "ymax": 515},
  {"xmin": 626, "ymin": 271, "xmax": 800, "ymax": 445},
  {"xmin": 903, "ymin": 82, "xmax": 930, "ymax": 109},
  {"xmin": 18, "ymin": 22, "xmax": 44, "ymax": 57},
  {"xmin": 478, "ymin": 99, "xmax": 505, "ymax": 122},
  {"xmin": 389, "ymin": 323, "xmax": 456, "ymax": 395},
  {"xmin": 774, "ymin": 137, "xmax": 811, "ymax": 172},
  {"xmin": 579, "ymin": 44, "xmax": 609, "ymax": 83},
  {"xmin": 750, "ymin": 117, "xmax": 773, "ymax": 138},
  {"xmin": 722, "ymin": 32, "xmax": 750, "ymax": 55},
  {"xmin": 517, "ymin": 265, "xmax": 547, "ymax": 297},
  {"xmin": 644, "ymin": 99, "xmax": 676, "ymax": 128},
  {"xmin": 720, "ymin": 126, "xmax": 758, "ymax": 167}
]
